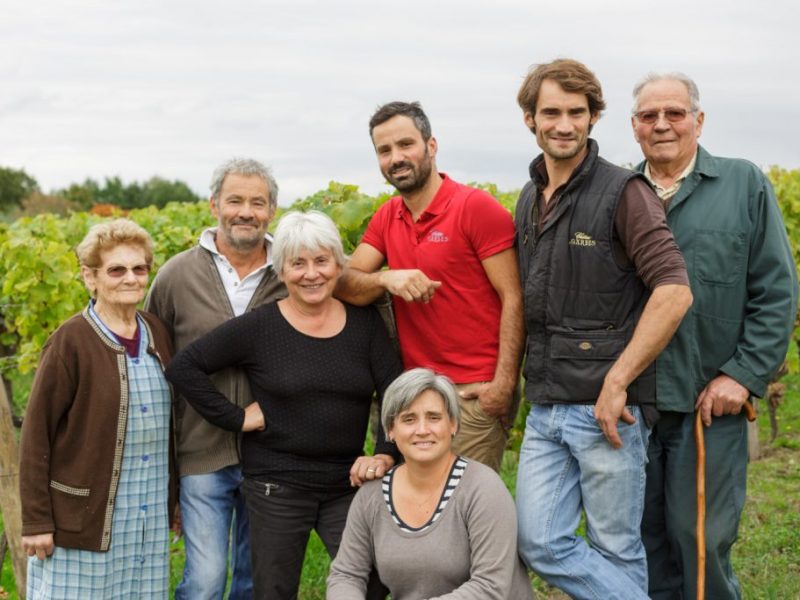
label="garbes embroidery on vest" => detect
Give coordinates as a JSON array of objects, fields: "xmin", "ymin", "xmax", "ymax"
[{"xmin": 568, "ymin": 231, "xmax": 596, "ymax": 247}]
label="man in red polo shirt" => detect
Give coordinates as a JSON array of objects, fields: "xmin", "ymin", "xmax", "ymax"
[{"xmin": 337, "ymin": 101, "xmax": 524, "ymax": 472}]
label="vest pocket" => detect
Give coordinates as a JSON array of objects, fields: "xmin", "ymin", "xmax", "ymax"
[
  {"xmin": 550, "ymin": 331, "xmax": 625, "ymax": 360},
  {"xmin": 50, "ymin": 479, "xmax": 91, "ymax": 533},
  {"xmin": 549, "ymin": 332, "xmax": 626, "ymax": 401}
]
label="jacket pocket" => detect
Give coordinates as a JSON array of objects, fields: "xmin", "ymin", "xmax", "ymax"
[
  {"xmin": 549, "ymin": 332, "xmax": 626, "ymax": 401},
  {"xmin": 695, "ymin": 229, "xmax": 746, "ymax": 286},
  {"xmin": 50, "ymin": 479, "xmax": 91, "ymax": 533}
]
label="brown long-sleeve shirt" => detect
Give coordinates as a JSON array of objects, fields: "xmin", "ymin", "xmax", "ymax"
[{"xmin": 536, "ymin": 164, "xmax": 688, "ymax": 290}]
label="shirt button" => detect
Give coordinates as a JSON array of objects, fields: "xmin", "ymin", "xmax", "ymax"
[
  {"xmin": 132, "ymin": 358, "xmax": 140, "ymax": 364},
  {"xmin": 141, "ymin": 406, "xmax": 148, "ymax": 413},
  {"xmin": 234, "ymin": 282, "xmax": 239, "ymax": 287},
  {"xmin": 142, "ymin": 455, "xmax": 149, "ymax": 462},
  {"xmin": 141, "ymin": 504, "xmax": 148, "ymax": 511},
  {"xmin": 228, "ymin": 268, "xmax": 233, "ymax": 273}
]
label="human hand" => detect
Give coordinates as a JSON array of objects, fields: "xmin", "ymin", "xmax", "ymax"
[
  {"xmin": 459, "ymin": 381, "xmax": 512, "ymax": 427},
  {"xmin": 380, "ymin": 269, "xmax": 442, "ymax": 303},
  {"xmin": 242, "ymin": 402, "xmax": 266, "ymax": 432},
  {"xmin": 349, "ymin": 454, "xmax": 395, "ymax": 487},
  {"xmin": 695, "ymin": 374, "xmax": 749, "ymax": 427},
  {"xmin": 594, "ymin": 381, "xmax": 635, "ymax": 449},
  {"xmin": 22, "ymin": 533, "xmax": 54, "ymax": 560}
]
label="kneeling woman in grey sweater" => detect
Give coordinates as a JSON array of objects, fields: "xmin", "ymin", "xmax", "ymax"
[{"xmin": 327, "ymin": 368, "xmax": 533, "ymax": 599}]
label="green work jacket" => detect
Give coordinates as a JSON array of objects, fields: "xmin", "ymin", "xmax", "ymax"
[{"xmin": 636, "ymin": 146, "xmax": 797, "ymax": 412}]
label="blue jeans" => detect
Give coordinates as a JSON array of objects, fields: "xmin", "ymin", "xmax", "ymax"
[
  {"xmin": 516, "ymin": 404, "xmax": 650, "ymax": 600},
  {"xmin": 175, "ymin": 465, "xmax": 253, "ymax": 600}
]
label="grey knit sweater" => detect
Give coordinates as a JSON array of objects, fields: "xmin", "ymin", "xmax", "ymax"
[{"xmin": 327, "ymin": 459, "xmax": 534, "ymax": 599}]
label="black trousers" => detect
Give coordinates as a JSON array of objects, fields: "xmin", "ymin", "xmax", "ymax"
[{"xmin": 243, "ymin": 478, "xmax": 387, "ymax": 600}]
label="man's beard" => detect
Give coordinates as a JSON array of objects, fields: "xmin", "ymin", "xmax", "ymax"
[
  {"xmin": 222, "ymin": 219, "xmax": 264, "ymax": 251},
  {"xmin": 384, "ymin": 151, "xmax": 433, "ymax": 194}
]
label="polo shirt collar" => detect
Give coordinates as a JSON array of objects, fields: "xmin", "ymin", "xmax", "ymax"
[{"xmin": 395, "ymin": 173, "xmax": 455, "ymax": 220}]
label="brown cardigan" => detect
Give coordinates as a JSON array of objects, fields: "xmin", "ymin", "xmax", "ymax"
[{"xmin": 19, "ymin": 307, "xmax": 175, "ymax": 552}]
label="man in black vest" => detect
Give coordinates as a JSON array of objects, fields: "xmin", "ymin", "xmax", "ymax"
[{"xmin": 513, "ymin": 59, "xmax": 693, "ymax": 599}]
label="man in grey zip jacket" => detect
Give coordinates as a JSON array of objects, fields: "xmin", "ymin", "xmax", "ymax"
[{"xmin": 145, "ymin": 158, "xmax": 286, "ymax": 600}]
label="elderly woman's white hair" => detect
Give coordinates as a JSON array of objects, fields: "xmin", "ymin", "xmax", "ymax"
[
  {"xmin": 75, "ymin": 218, "xmax": 154, "ymax": 269},
  {"xmin": 272, "ymin": 210, "xmax": 347, "ymax": 276},
  {"xmin": 381, "ymin": 368, "xmax": 461, "ymax": 433}
]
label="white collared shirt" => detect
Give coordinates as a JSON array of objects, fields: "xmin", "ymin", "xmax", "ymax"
[{"xmin": 199, "ymin": 228, "xmax": 273, "ymax": 317}]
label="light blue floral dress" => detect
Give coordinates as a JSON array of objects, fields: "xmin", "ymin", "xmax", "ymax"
[{"xmin": 27, "ymin": 309, "xmax": 171, "ymax": 599}]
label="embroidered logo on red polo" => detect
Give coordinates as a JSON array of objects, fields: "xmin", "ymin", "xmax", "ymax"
[{"xmin": 427, "ymin": 230, "xmax": 449, "ymax": 243}]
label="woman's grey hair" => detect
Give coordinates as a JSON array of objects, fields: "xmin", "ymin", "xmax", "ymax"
[
  {"xmin": 381, "ymin": 368, "xmax": 461, "ymax": 433},
  {"xmin": 76, "ymin": 218, "xmax": 154, "ymax": 269},
  {"xmin": 209, "ymin": 157, "xmax": 278, "ymax": 210},
  {"xmin": 632, "ymin": 72, "xmax": 701, "ymax": 113},
  {"xmin": 272, "ymin": 210, "xmax": 347, "ymax": 277}
]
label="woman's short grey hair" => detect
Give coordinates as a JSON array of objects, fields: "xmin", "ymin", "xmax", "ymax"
[
  {"xmin": 381, "ymin": 368, "xmax": 461, "ymax": 433},
  {"xmin": 209, "ymin": 157, "xmax": 278, "ymax": 210},
  {"xmin": 75, "ymin": 218, "xmax": 154, "ymax": 269},
  {"xmin": 272, "ymin": 210, "xmax": 347, "ymax": 277},
  {"xmin": 632, "ymin": 72, "xmax": 701, "ymax": 113}
]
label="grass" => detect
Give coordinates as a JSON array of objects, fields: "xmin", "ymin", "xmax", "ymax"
[
  {"xmin": 733, "ymin": 376, "xmax": 800, "ymax": 599},
  {"xmin": 3, "ymin": 383, "xmax": 799, "ymax": 599}
]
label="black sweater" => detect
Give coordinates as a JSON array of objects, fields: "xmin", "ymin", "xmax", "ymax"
[{"xmin": 166, "ymin": 302, "xmax": 403, "ymax": 491}]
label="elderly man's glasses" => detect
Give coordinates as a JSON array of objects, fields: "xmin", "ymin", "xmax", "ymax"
[
  {"xmin": 97, "ymin": 264, "xmax": 150, "ymax": 278},
  {"xmin": 634, "ymin": 108, "xmax": 694, "ymax": 125}
]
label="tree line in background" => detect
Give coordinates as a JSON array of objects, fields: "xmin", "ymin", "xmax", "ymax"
[
  {"xmin": 0, "ymin": 166, "xmax": 201, "ymax": 219},
  {"xmin": 0, "ymin": 166, "xmax": 798, "ymax": 422}
]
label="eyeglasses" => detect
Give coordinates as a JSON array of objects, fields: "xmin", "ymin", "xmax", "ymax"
[
  {"xmin": 96, "ymin": 264, "xmax": 150, "ymax": 278},
  {"xmin": 634, "ymin": 108, "xmax": 694, "ymax": 125}
]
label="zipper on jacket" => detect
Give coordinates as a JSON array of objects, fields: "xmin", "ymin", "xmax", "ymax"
[{"xmin": 526, "ymin": 195, "xmax": 541, "ymax": 249}]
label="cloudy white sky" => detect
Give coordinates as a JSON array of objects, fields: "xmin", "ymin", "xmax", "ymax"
[{"xmin": 2, "ymin": 0, "xmax": 798, "ymax": 205}]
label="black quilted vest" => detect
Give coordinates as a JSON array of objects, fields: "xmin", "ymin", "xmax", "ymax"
[{"xmin": 515, "ymin": 140, "xmax": 656, "ymax": 405}]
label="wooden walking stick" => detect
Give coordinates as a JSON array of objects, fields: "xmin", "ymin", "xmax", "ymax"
[{"xmin": 694, "ymin": 401, "xmax": 756, "ymax": 600}]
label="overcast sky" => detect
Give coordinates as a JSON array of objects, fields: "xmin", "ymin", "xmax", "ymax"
[{"xmin": 2, "ymin": 0, "xmax": 798, "ymax": 205}]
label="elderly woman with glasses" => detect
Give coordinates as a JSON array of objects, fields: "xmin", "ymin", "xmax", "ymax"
[
  {"xmin": 166, "ymin": 210, "xmax": 402, "ymax": 600},
  {"xmin": 20, "ymin": 218, "xmax": 175, "ymax": 599},
  {"xmin": 327, "ymin": 368, "xmax": 534, "ymax": 600}
]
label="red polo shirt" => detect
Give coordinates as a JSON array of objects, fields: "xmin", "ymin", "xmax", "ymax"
[{"xmin": 362, "ymin": 174, "xmax": 515, "ymax": 382}]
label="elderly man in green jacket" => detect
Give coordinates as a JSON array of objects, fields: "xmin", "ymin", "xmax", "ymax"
[{"xmin": 630, "ymin": 72, "xmax": 798, "ymax": 599}]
